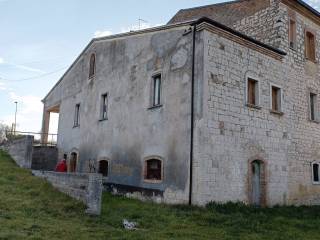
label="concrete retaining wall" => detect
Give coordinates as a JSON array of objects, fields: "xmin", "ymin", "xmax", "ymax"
[
  {"xmin": 0, "ymin": 136, "xmax": 34, "ymax": 169},
  {"xmin": 31, "ymin": 146, "xmax": 58, "ymax": 171},
  {"xmin": 32, "ymin": 170, "xmax": 103, "ymax": 215}
]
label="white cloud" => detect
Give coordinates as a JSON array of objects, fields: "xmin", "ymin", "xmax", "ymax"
[
  {"xmin": 0, "ymin": 57, "xmax": 4, "ymax": 64},
  {"xmin": 94, "ymin": 30, "xmax": 113, "ymax": 38},
  {"xmin": 11, "ymin": 63, "xmax": 46, "ymax": 74},
  {"xmin": 0, "ymin": 92, "xmax": 44, "ymax": 133},
  {"xmin": 0, "ymin": 81, "xmax": 6, "ymax": 90},
  {"xmin": 307, "ymin": 0, "xmax": 320, "ymax": 9},
  {"xmin": 94, "ymin": 22, "xmax": 163, "ymax": 38},
  {"xmin": 120, "ymin": 22, "xmax": 163, "ymax": 33}
]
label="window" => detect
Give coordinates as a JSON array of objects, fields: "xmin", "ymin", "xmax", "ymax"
[
  {"xmin": 310, "ymin": 93, "xmax": 317, "ymax": 121},
  {"xmin": 289, "ymin": 19, "xmax": 296, "ymax": 49},
  {"xmin": 99, "ymin": 160, "xmax": 109, "ymax": 177},
  {"xmin": 247, "ymin": 78, "xmax": 259, "ymax": 106},
  {"xmin": 152, "ymin": 74, "xmax": 161, "ymax": 107},
  {"xmin": 100, "ymin": 93, "xmax": 108, "ymax": 120},
  {"xmin": 312, "ymin": 162, "xmax": 320, "ymax": 183},
  {"xmin": 74, "ymin": 104, "xmax": 80, "ymax": 127},
  {"xmin": 89, "ymin": 53, "xmax": 96, "ymax": 79},
  {"xmin": 144, "ymin": 159, "xmax": 162, "ymax": 181},
  {"xmin": 305, "ymin": 31, "xmax": 316, "ymax": 61},
  {"xmin": 271, "ymin": 85, "xmax": 282, "ymax": 112}
]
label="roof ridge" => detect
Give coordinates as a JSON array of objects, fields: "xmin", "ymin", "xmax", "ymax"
[{"xmin": 178, "ymin": 0, "xmax": 246, "ymax": 13}]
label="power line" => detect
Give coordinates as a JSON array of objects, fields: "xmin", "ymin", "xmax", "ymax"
[{"xmin": 0, "ymin": 66, "xmax": 68, "ymax": 82}]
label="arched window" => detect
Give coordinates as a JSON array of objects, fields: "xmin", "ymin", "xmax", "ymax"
[
  {"xmin": 312, "ymin": 162, "xmax": 320, "ymax": 184},
  {"xmin": 99, "ymin": 160, "xmax": 109, "ymax": 177},
  {"xmin": 144, "ymin": 159, "xmax": 162, "ymax": 181},
  {"xmin": 89, "ymin": 53, "xmax": 96, "ymax": 79}
]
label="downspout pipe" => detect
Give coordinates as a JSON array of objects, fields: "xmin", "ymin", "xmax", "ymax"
[{"xmin": 189, "ymin": 24, "xmax": 196, "ymax": 205}]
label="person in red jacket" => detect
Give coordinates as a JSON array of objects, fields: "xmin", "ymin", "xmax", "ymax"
[{"xmin": 55, "ymin": 154, "xmax": 68, "ymax": 172}]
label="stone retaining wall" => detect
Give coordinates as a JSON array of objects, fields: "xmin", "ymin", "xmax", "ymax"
[
  {"xmin": 32, "ymin": 170, "xmax": 103, "ymax": 215},
  {"xmin": 0, "ymin": 136, "xmax": 34, "ymax": 169}
]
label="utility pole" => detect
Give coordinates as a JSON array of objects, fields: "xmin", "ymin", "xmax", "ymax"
[{"xmin": 14, "ymin": 101, "xmax": 17, "ymax": 135}]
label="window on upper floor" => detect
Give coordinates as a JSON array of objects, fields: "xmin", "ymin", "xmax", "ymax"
[
  {"xmin": 305, "ymin": 31, "xmax": 316, "ymax": 62},
  {"xmin": 89, "ymin": 53, "xmax": 96, "ymax": 79},
  {"xmin": 310, "ymin": 92, "xmax": 318, "ymax": 121},
  {"xmin": 152, "ymin": 74, "xmax": 162, "ymax": 107},
  {"xmin": 74, "ymin": 104, "xmax": 80, "ymax": 127},
  {"xmin": 144, "ymin": 158, "xmax": 162, "ymax": 182},
  {"xmin": 270, "ymin": 85, "xmax": 283, "ymax": 113},
  {"xmin": 312, "ymin": 162, "xmax": 319, "ymax": 184},
  {"xmin": 246, "ymin": 78, "xmax": 259, "ymax": 107},
  {"xmin": 289, "ymin": 19, "xmax": 296, "ymax": 49},
  {"xmin": 100, "ymin": 93, "xmax": 108, "ymax": 121}
]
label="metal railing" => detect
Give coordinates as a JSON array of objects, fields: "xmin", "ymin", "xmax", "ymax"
[{"xmin": 5, "ymin": 130, "xmax": 58, "ymax": 146}]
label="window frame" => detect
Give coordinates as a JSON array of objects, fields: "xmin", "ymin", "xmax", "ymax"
[
  {"xmin": 245, "ymin": 76, "xmax": 261, "ymax": 109},
  {"xmin": 149, "ymin": 73, "xmax": 163, "ymax": 109},
  {"xmin": 270, "ymin": 83, "xmax": 284, "ymax": 114},
  {"xmin": 100, "ymin": 92, "xmax": 108, "ymax": 121},
  {"xmin": 305, "ymin": 29, "xmax": 316, "ymax": 62},
  {"xmin": 311, "ymin": 161, "xmax": 320, "ymax": 184},
  {"xmin": 89, "ymin": 53, "xmax": 96, "ymax": 79},
  {"xmin": 73, "ymin": 103, "xmax": 80, "ymax": 127},
  {"xmin": 289, "ymin": 17, "xmax": 297, "ymax": 50},
  {"xmin": 143, "ymin": 156, "xmax": 164, "ymax": 183},
  {"xmin": 309, "ymin": 92, "xmax": 318, "ymax": 122}
]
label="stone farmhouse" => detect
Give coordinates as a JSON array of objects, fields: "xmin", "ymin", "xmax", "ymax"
[{"xmin": 42, "ymin": 0, "xmax": 320, "ymax": 206}]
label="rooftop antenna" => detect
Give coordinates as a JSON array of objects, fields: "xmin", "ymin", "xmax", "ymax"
[{"xmin": 138, "ymin": 18, "xmax": 148, "ymax": 30}]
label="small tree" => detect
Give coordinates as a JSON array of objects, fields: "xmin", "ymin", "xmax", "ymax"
[{"xmin": 0, "ymin": 122, "xmax": 9, "ymax": 144}]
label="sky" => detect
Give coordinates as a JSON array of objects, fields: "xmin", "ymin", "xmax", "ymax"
[{"xmin": 0, "ymin": 0, "xmax": 319, "ymax": 134}]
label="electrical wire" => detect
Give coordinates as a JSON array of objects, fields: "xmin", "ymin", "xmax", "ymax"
[{"xmin": 0, "ymin": 66, "xmax": 68, "ymax": 82}]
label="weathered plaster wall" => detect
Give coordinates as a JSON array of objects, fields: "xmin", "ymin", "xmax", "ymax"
[{"xmin": 44, "ymin": 26, "xmax": 199, "ymax": 204}]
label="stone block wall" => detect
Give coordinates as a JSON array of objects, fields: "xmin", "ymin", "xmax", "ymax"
[
  {"xmin": 32, "ymin": 170, "xmax": 103, "ymax": 215},
  {"xmin": 31, "ymin": 146, "xmax": 58, "ymax": 171},
  {"xmin": 0, "ymin": 136, "xmax": 34, "ymax": 169}
]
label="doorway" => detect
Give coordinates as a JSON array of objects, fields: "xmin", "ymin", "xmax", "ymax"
[
  {"xmin": 250, "ymin": 160, "xmax": 265, "ymax": 206},
  {"xmin": 69, "ymin": 152, "xmax": 78, "ymax": 172}
]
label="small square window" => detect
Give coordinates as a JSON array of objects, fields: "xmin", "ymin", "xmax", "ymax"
[
  {"xmin": 100, "ymin": 93, "xmax": 108, "ymax": 120},
  {"xmin": 247, "ymin": 78, "xmax": 259, "ymax": 106},
  {"xmin": 271, "ymin": 85, "xmax": 282, "ymax": 112},
  {"xmin": 144, "ymin": 159, "xmax": 162, "ymax": 182},
  {"xmin": 74, "ymin": 104, "xmax": 80, "ymax": 127},
  {"xmin": 310, "ymin": 93, "xmax": 318, "ymax": 121}
]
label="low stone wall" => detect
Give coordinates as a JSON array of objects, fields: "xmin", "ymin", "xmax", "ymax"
[
  {"xmin": 32, "ymin": 170, "xmax": 103, "ymax": 215},
  {"xmin": 0, "ymin": 136, "xmax": 34, "ymax": 169},
  {"xmin": 31, "ymin": 146, "xmax": 58, "ymax": 171}
]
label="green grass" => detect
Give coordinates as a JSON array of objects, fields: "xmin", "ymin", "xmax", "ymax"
[{"xmin": 0, "ymin": 150, "xmax": 320, "ymax": 240}]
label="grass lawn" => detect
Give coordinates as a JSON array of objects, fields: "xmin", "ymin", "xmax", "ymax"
[{"xmin": 1, "ymin": 150, "xmax": 320, "ymax": 240}]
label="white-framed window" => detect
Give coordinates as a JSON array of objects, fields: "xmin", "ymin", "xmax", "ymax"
[
  {"xmin": 270, "ymin": 84, "xmax": 283, "ymax": 113},
  {"xmin": 100, "ymin": 93, "xmax": 108, "ymax": 121},
  {"xmin": 152, "ymin": 74, "xmax": 162, "ymax": 107},
  {"xmin": 309, "ymin": 92, "xmax": 318, "ymax": 121},
  {"xmin": 246, "ymin": 77, "xmax": 260, "ymax": 107},
  {"xmin": 312, "ymin": 162, "xmax": 320, "ymax": 184},
  {"xmin": 74, "ymin": 103, "xmax": 80, "ymax": 127}
]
